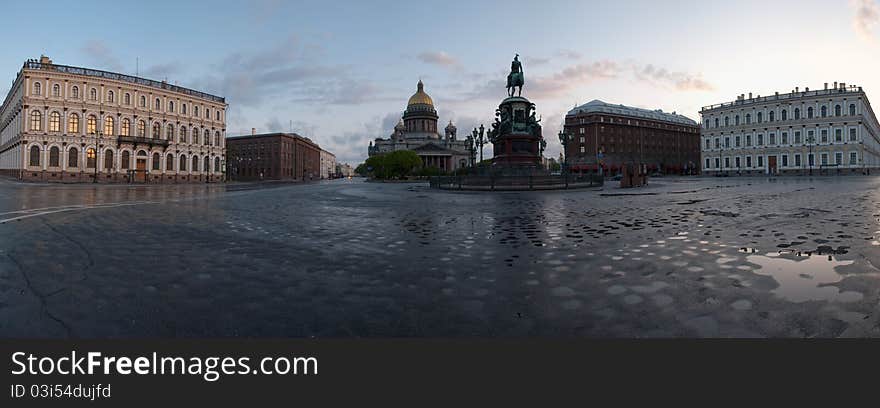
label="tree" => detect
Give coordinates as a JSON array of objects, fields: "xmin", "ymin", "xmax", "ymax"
[{"xmin": 364, "ymin": 150, "xmax": 423, "ymax": 179}]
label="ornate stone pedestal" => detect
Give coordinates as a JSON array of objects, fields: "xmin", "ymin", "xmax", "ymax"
[{"xmin": 490, "ymin": 96, "xmax": 543, "ymax": 170}]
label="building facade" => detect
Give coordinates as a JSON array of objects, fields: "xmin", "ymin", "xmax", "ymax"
[
  {"xmin": 226, "ymin": 132, "xmax": 321, "ymax": 181},
  {"xmin": 563, "ymin": 100, "xmax": 700, "ymax": 174},
  {"xmin": 700, "ymin": 83, "xmax": 880, "ymax": 175},
  {"xmin": 336, "ymin": 163, "xmax": 354, "ymax": 177},
  {"xmin": 368, "ymin": 80, "xmax": 471, "ymax": 172},
  {"xmin": 320, "ymin": 149, "xmax": 336, "ymax": 179},
  {"xmin": 0, "ymin": 56, "xmax": 227, "ymax": 183}
]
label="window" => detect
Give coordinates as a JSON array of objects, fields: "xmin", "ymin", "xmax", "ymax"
[
  {"xmin": 746, "ymin": 114, "xmax": 751, "ymax": 124},
  {"xmin": 781, "ymin": 110, "xmax": 787, "ymax": 121},
  {"xmin": 782, "ymin": 155, "xmax": 788, "ymax": 167},
  {"xmin": 87, "ymin": 115, "xmax": 97, "ymax": 135},
  {"xmin": 769, "ymin": 133, "xmax": 776, "ymax": 145},
  {"xmin": 68, "ymin": 113, "xmax": 79, "ymax": 133},
  {"xmin": 714, "ymin": 118, "xmax": 719, "ymax": 128},
  {"xmin": 155, "ymin": 98, "xmax": 161, "ymax": 110},
  {"xmin": 86, "ymin": 148, "xmax": 96, "ymax": 169},
  {"xmin": 182, "ymin": 104, "xmax": 187, "ymax": 115},
  {"xmin": 204, "ymin": 129, "xmax": 210, "ymax": 145},
  {"xmin": 579, "ymin": 146, "xmax": 585, "ymax": 153},
  {"xmin": 781, "ymin": 132, "xmax": 788, "ymax": 145},
  {"xmin": 705, "ymin": 139, "xmax": 710, "ymax": 149},
  {"xmin": 167, "ymin": 125, "xmax": 174, "ymax": 141},
  {"xmin": 49, "ymin": 112, "xmax": 60, "ymax": 132},
  {"xmin": 90, "ymin": 88, "xmax": 97, "ymax": 101},
  {"xmin": 29, "ymin": 145, "xmax": 40, "ymax": 166},
  {"xmin": 152, "ymin": 153, "xmax": 160, "ymax": 170},
  {"xmin": 724, "ymin": 137, "xmax": 730, "ymax": 148},
  {"xmin": 49, "ymin": 146, "xmax": 59, "ymax": 167},
  {"xmin": 794, "ymin": 108, "xmax": 800, "ymax": 120},
  {"xmin": 821, "ymin": 129, "xmax": 828, "ymax": 143},
  {"xmin": 849, "ymin": 128, "xmax": 857, "ymax": 141},
  {"xmin": 215, "ymin": 131, "xmax": 220, "ymax": 146},
  {"xmin": 735, "ymin": 136, "xmax": 741, "ymax": 147},
  {"xmin": 180, "ymin": 127, "xmax": 187, "ymax": 143},
  {"xmin": 735, "ymin": 115, "xmax": 740, "ymax": 126},
  {"xmin": 104, "ymin": 150, "xmax": 114, "ymax": 170},
  {"xmin": 122, "ymin": 151, "xmax": 130, "ymax": 169},
  {"xmin": 140, "ymin": 96, "xmax": 146, "ymax": 107},
  {"xmin": 757, "ymin": 112, "xmax": 763, "ymax": 123},
  {"xmin": 850, "ymin": 104, "xmax": 856, "ymax": 116},
  {"xmin": 757, "ymin": 134, "xmax": 764, "ymax": 146},
  {"xmin": 121, "ymin": 118, "xmax": 130, "ymax": 136},
  {"xmin": 714, "ymin": 158, "xmax": 720, "ymax": 168},
  {"xmin": 821, "ymin": 106, "xmax": 827, "ymax": 117},
  {"xmin": 724, "ymin": 157, "xmax": 730, "ymax": 168},
  {"xmin": 204, "ymin": 157, "xmax": 209, "ymax": 172},
  {"xmin": 724, "ymin": 117, "xmax": 729, "ymax": 127},
  {"xmin": 835, "ymin": 152, "xmax": 842, "ymax": 165},
  {"xmin": 757, "ymin": 156, "xmax": 764, "ymax": 167},
  {"xmin": 194, "ymin": 106, "xmax": 200, "ymax": 117},
  {"xmin": 138, "ymin": 120, "xmax": 146, "ymax": 137},
  {"xmin": 807, "ymin": 107, "xmax": 814, "ymax": 118},
  {"xmin": 769, "ymin": 111, "xmax": 775, "ymax": 122},
  {"xmin": 850, "ymin": 152, "xmax": 858, "ymax": 165},
  {"xmin": 705, "ymin": 158, "xmax": 710, "ymax": 169},
  {"xmin": 100, "ymin": 116, "xmax": 113, "ymax": 136},
  {"xmin": 152, "ymin": 123, "xmax": 160, "ymax": 139},
  {"xmin": 808, "ymin": 153, "xmax": 814, "ymax": 166},
  {"xmin": 795, "ymin": 154, "xmax": 801, "ymax": 167},
  {"xmin": 835, "ymin": 129, "xmax": 842, "ymax": 142},
  {"xmin": 166, "ymin": 154, "xmax": 174, "ymax": 171},
  {"xmin": 180, "ymin": 155, "xmax": 188, "ymax": 171},
  {"xmin": 746, "ymin": 134, "xmax": 752, "ymax": 146},
  {"xmin": 746, "ymin": 156, "xmax": 752, "ymax": 167},
  {"xmin": 33, "ymin": 82, "xmax": 41, "ymax": 96},
  {"xmin": 193, "ymin": 128, "xmax": 199, "ymax": 145},
  {"xmin": 215, "ymin": 157, "xmax": 221, "ymax": 172},
  {"xmin": 834, "ymin": 105, "xmax": 841, "ymax": 116},
  {"xmin": 807, "ymin": 130, "xmax": 815, "ymax": 143},
  {"xmin": 714, "ymin": 138, "xmax": 720, "ymax": 148},
  {"xmin": 30, "ymin": 110, "xmax": 42, "ymax": 131},
  {"xmin": 216, "ymin": 111, "xmax": 221, "ymax": 121},
  {"xmin": 72, "ymin": 86, "xmax": 79, "ymax": 99},
  {"xmin": 795, "ymin": 131, "xmax": 802, "ymax": 144},
  {"xmin": 169, "ymin": 101, "xmax": 174, "ymax": 113},
  {"xmin": 125, "ymin": 93, "xmax": 131, "ymax": 105},
  {"xmin": 205, "ymin": 108, "xmax": 210, "ymax": 119},
  {"xmin": 52, "ymin": 84, "xmax": 60, "ymax": 97},
  {"xmin": 735, "ymin": 157, "xmax": 741, "ymax": 168},
  {"xmin": 68, "ymin": 148, "xmax": 79, "ymax": 168},
  {"xmin": 821, "ymin": 153, "xmax": 828, "ymax": 165},
  {"xmin": 108, "ymin": 90, "xmax": 115, "ymax": 103}
]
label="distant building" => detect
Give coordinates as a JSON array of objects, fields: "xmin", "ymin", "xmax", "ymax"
[
  {"xmin": 563, "ymin": 100, "xmax": 700, "ymax": 174},
  {"xmin": 320, "ymin": 149, "xmax": 336, "ymax": 179},
  {"xmin": 368, "ymin": 80, "xmax": 470, "ymax": 172},
  {"xmin": 0, "ymin": 55, "xmax": 227, "ymax": 183},
  {"xmin": 336, "ymin": 163, "xmax": 354, "ymax": 177},
  {"xmin": 700, "ymin": 83, "xmax": 880, "ymax": 175},
  {"xmin": 226, "ymin": 132, "xmax": 320, "ymax": 181}
]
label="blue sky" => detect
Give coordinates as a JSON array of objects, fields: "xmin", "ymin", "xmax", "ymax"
[{"xmin": 2, "ymin": 0, "xmax": 879, "ymax": 164}]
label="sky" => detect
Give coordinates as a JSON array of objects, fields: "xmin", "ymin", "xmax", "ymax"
[{"xmin": 1, "ymin": 0, "xmax": 879, "ymax": 164}]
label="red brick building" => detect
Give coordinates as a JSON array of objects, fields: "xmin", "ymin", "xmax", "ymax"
[
  {"xmin": 226, "ymin": 133, "xmax": 321, "ymax": 181},
  {"xmin": 563, "ymin": 100, "xmax": 701, "ymax": 174}
]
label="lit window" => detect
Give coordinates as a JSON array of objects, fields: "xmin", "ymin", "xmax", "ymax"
[
  {"xmin": 68, "ymin": 113, "xmax": 80, "ymax": 133},
  {"xmin": 30, "ymin": 110, "xmax": 42, "ymax": 131},
  {"xmin": 87, "ymin": 115, "xmax": 97, "ymax": 135},
  {"xmin": 104, "ymin": 117, "xmax": 114, "ymax": 136},
  {"xmin": 138, "ymin": 120, "xmax": 146, "ymax": 137},
  {"xmin": 121, "ymin": 119, "xmax": 130, "ymax": 136},
  {"xmin": 49, "ymin": 111, "xmax": 60, "ymax": 132}
]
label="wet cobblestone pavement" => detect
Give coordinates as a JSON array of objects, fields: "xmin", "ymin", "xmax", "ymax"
[{"xmin": 2, "ymin": 176, "xmax": 880, "ymax": 337}]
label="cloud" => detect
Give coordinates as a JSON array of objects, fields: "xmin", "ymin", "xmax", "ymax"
[
  {"xmin": 417, "ymin": 51, "xmax": 460, "ymax": 68},
  {"xmin": 632, "ymin": 64, "xmax": 715, "ymax": 91},
  {"xmin": 556, "ymin": 49, "xmax": 583, "ymax": 60},
  {"xmin": 853, "ymin": 0, "xmax": 880, "ymax": 40},
  {"xmin": 142, "ymin": 63, "xmax": 181, "ymax": 80},
  {"xmin": 81, "ymin": 40, "xmax": 123, "ymax": 72},
  {"xmin": 265, "ymin": 117, "xmax": 284, "ymax": 132}
]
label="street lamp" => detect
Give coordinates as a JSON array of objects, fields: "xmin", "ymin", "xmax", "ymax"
[{"xmin": 557, "ymin": 129, "xmax": 572, "ymax": 174}]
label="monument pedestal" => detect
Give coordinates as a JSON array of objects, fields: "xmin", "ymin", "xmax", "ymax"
[{"xmin": 490, "ymin": 96, "xmax": 543, "ymax": 172}]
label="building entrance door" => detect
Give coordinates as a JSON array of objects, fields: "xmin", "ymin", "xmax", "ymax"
[
  {"xmin": 768, "ymin": 156, "xmax": 778, "ymax": 175},
  {"xmin": 135, "ymin": 159, "xmax": 147, "ymax": 182}
]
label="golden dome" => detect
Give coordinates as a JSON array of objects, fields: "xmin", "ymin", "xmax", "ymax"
[{"xmin": 407, "ymin": 80, "xmax": 434, "ymax": 106}]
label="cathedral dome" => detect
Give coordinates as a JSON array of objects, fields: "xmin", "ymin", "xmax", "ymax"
[{"xmin": 407, "ymin": 80, "xmax": 434, "ymax": 107}]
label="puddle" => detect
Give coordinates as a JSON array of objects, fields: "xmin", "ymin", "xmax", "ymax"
[{"xmin": 746, "ymin": 252, "xmax": 862, "ymax": 303}]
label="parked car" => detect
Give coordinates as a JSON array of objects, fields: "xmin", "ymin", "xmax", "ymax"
[{"xmin": 611, "ymin": 174, "xmax": 623, "ymax": 181}]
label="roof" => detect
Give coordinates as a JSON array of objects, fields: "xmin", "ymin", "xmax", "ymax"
[{"xmin": 567, "ymin": 99, "xmax": 697, "ymax": 126}]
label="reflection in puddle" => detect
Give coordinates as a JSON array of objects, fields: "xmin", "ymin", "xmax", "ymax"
[{"xmin": 747, "ymin": 252, "xmax": 862, "ymax": 303}]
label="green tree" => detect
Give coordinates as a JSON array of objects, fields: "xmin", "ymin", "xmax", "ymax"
[{"xmin": 365, "ymin": 150, "xmax": 423, "ymax": 179}]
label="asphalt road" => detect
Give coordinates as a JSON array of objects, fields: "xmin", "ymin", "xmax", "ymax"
[{"xmin": 2, "ymin": 176, "xmax": 880, "ymax": 337}]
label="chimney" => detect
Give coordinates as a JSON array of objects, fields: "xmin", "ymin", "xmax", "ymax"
[
  {"xmin": 834, "ymin": 81, "xmax": 838, "ymax": 89},
  {"xmin": 841, "ymin": 82, "xmax": 846, "ymax": 90},
  {"xmin": 748, "ymin": 92, "xmax": 753, "ymax": 99},
  {"xmin": 795, "ymin": 87, "xmax": 799, "ymax": 93},
  {"xmin": 39, "ymin": 55, "xmax": 52, "ymax": 64},
  {"xmin": 824, "ymin": 83, "xmax": 828, "ymax": 90},
  {"xmin": 805, "ymin": 87, "xmax": 809, "ymax": 92},
  {"xmin": 251, "ymin": 128, "xmax": 256, "ymax": 136}
]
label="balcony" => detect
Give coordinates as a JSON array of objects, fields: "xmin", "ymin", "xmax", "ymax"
[{"xmin": 117, "ymin": 136, "xmax": 170, "ymax": 148}]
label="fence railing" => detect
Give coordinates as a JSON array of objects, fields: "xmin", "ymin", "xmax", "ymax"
[{"xmin": 429, "ymin": 173, "xmax": 603, "ymax": 190}]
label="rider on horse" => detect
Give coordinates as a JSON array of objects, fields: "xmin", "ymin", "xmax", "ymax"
[{"xmin": 507, "ymin": 54, "xmax": 524, "ymax": 97}]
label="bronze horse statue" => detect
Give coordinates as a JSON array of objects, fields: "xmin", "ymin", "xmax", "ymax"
[{"xmin": 507, "ymin": 54, "xmax": 524, "ymax": 97}]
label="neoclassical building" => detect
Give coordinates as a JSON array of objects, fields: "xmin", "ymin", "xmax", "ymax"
[
  {"xmin": 701, "ymin": 82, "xmax": 880, "ymax": 175},
  {"xmin": 368, "ymin": 80, "xmax": 470, "ymax": 172},
  {"xmin": 0, "ymin": 55, "xmax": 227, "ymax": 183}
]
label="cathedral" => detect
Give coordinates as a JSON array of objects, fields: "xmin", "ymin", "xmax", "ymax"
[{"xmin": 368, "ymin": 80, "xmax": 471, "ymax": 172}]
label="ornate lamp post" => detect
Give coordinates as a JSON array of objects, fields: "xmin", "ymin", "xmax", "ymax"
[
  {"xmin": 466, "ymin": 134, "xmax": 476, "ymax": 167},
  {"xmin": 474, "ymin": 126, "xmax": 486, "ymax": 164},
  {"xmin": 558, "ymin": 129, "xmax": 572, "ymax": 174}
]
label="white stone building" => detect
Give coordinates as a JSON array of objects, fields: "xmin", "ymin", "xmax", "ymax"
[
  {"xmin": 0, "ymin": 55, "xmax": 227, "ymax": 183},
  {"xmin": 700, "ymin": 82, "xmax": 880, "ymax": 176},
  {"xmin": 320, "ymin": 149, "xmax": 336, "ymax": 179}
]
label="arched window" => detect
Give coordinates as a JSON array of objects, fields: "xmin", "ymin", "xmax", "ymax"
[
  {"xmin": 29, "ymin": 145, "xmax": 40, "ymax": 166},
  {"xmin": 794, "ymin": 108, "xmax": 800, "ymax": 120},
  {"xmin": 746, "ymin": 114, "xmax": 751, "ymax": 124},
  {"xmin": 49, "ymin": 111, "xmax": 61, "ymax": 132},
  {"xmin": 182, "ymin": 104, "xmax": 187, "ymax": 115},
  {"xmin": 735, "ymin": 115, "xmax": 739, "ymax": 126},
  {"xmin": 205, "ymin": 108, "xmax": 210, "ymax": 119},
  {"xmin": 204, "ymin": 129, "xmax": 210, "ymax": 145},
  {"xmin": 152, "ymin": 123, "xmax": 160, "ymax": 139},
  {"xmin": 215, "ymin": 131, "xmax": 220, "ymax": 146},
  {"xmin": 193, "ymin": 128, "xmax": 199, "ymax": 145},
  {"xmin": 52, "ymin": 84, "xmax": 60, "ymax": 97},
  {"xmin": 104, "ymin": 117, "xmax": 114, "ymax": 136},
  {"xmin": 90, "ymin": 88, "xmax": 97, "ymax": 101},
  {"xmin": 72, "ymin": 86, "xmax": 79, "ymax": 99},
  {"xmin": 769, "ymin": 111, "xmax": 775, "ymax": 122},
  {"xmin": 86, "ymin": 148, "xmax": 96, "ymax": 168},
  {"xmin": 155, "ymin": 98, "xmax": 161, "ymax": 110},
  {"xmin": 835, "ymin": 105, "xmax": 841, "ymax": 116},
  {"xmin": 87, "ymin": 115, "xmax": 97, "ymax": 135},
  {"xmin": 216, "ymin": 111, "xmax": 221, "ymax": 121},
  {"xmin": 121, "ymin": 118, "xmax": 130, "ymax": 136},
  {"xmin": 204, "ymin": 156, "xmax": 210, "ymax": 172},
  {"xmin": 68, "ymin": 113, "xmax": 80, "ymax": 133},
  {"xmin": 104, "ymin": 150, "xmax": 114, "ymax": 170},
  {"xmin": 137, "ymin": 120, "xmax": 146, "ymax": 137},
  {"xmin": 30, "ymin": 110, "xmax": 42, "ymax": 131},
  {"xmin": 194, "ymin": 106, "xmax": 200, "ymax": 117},
  {"xmin": 168, "ymin": 101, "xmax": 174, "ymax": 113},
  {"xmin": 121, "ymin": 151, "xmax": 130, "ymax": 169},
  {"xmin": 808, "ymin": 107, "xmax": 814, "ymax": 118},
  {"xmin": 124, "ymin": 93, "xmax": 131, "ymax": 105},
  {"xmin": 152, "ymin": 153, "xmax": 160, "ymax": 170},
  {"xmin": 68, "ymin": 148, "xmax": 79, "ymax": 168},
  {"xmin": 714, "ymin": 118, "xmax": 719, "ymax": 128},
  {"xmin": 140, "ymin": 96, "xmax": 146, "ymax": 107},
  {"xmin": 166, "ymin": 154, "xmax": 174, "ymax": 171},
  {"xmin": 850, "ymin": 104, "xmax": 856, "ymax": 116},
  {"xmin": 180, "ymin": 127, "xmax": 187, "ymax": 143},
  {"xmin": 821, "ymin": 106, "xmax": 827, "ymax": 117},
  {"xmin": 33, "ymin": 82, "xmax": 41, "ymax": 96},
  {"xmin": 107, "ymin": 90, "xmax": 115, "ymax": 103},
  {"xmin": 167, "ymin": 124, "xmax": 174, "ymax": 141},
  {"xmin": 214, "ymin": 157, "xmax": 220, "ymax": 172},
  {"xmin": 193, "ymin": 155, "xmax": 199, "ymax": 172},
  {"xmin": 49, "ymin": 146, "xmax": 60, "ymax": 167},
  {"xmin": 757, "ymin": 112, "xmax": 763, "ymax": 123},
  {"xmin": 180, "ymin": 154, "xmax": 188, "ymax": 171},
  {"xmin": 781, "ymin": 110, "xmax": 787, "ymax": 121},
  {"xmin": 724, "ymin": 117, "xmax": 729, "ymax": 127}
]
